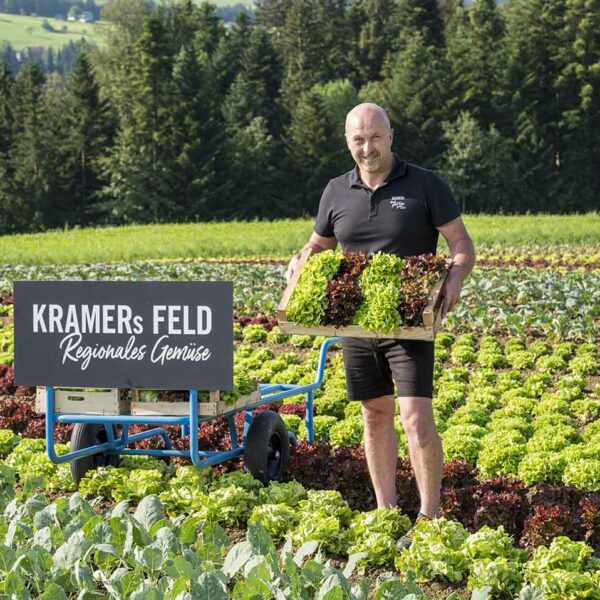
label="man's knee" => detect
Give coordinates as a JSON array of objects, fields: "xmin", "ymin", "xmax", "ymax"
[
  {"xmin": 361, "ymin": 395, "xmax": 396, "ymax": 430},
  {"xmin": 400, "ymin": 398, "xmax": 438, "ymax": 446}
]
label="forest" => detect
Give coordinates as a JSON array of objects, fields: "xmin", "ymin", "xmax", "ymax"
[{"xmin": 0, "ymin": 0, "xmax": 598, "ymax": 234}]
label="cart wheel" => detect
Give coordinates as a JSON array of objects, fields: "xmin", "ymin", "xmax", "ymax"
[
  {"xmin": 244, "ymin": 411, "xmax": 290, "ymax": 484},
  {"xmin": 70, "ymin": 423, "xmax": 120, "ymax": 485}
]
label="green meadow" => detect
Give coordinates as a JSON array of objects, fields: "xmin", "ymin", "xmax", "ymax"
[
  {"xmin": 0, "ymin": 214, "xmax": 598, "ymax": 264},
  {"xmin": 0, "ymin": 13, "xmax": 103, "ymax": 50}
]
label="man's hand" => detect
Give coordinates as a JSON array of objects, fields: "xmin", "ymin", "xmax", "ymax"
[
  {"xmin": 436, "ymin": 217, "xmax": 475, "ymax": 319},
  {"xmin": 440, "ymin": 270, "xmax": 463, "ymax": 319},
  {"xmin": 286, "ymin": 253, "xmax": 301, "ymax": 285},
  {"xmin": 286, "ymin": 233, "xmax": 338, "ymax": 285}
]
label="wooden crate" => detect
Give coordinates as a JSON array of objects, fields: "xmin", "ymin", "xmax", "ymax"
[
  {"xmin": 278, "ymin": 248, "xmax": 448, "ymax": 341},
  {"xmin": 36, "ymin": 387, "xmax": 130, "ymax": 415},
  {"xmin": 130, "ymin": 385, "xmax": 261, "ymax": 417}
]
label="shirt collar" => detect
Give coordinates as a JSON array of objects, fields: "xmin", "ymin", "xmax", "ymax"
[{"xmin": 349, "ymin": 153, "xmax": 407, "ymax": 188}]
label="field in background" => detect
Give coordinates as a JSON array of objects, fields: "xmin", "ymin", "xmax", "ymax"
[
  {"xmin": 0, "ymin": 213, "xmax": 598, "ymax": 264},
  {"xmin": 0, "ymin": 13, "xmax": 103, "ymax": 50}
]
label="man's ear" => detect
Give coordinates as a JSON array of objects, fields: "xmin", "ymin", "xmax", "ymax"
[{"xmin": 389, "ymin": 128, "xmax": 394, "ymax": 144}]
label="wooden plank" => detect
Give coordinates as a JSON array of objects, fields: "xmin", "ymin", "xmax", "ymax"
[
  {"xmin": 277, "ymin": 321, "xmax": 435, "ymax": 341},
  {"xmin": 277, "ymin": 247, "xmax": 313, "ymax": 318},
  {"xmin": 36, "ymin": 387, "xmax": 129, "ymax": 415},
  {"xmin": 422, "ymin": 272, "xmax": 448, "ymax": 327},
  {"xmin": 131, "ymin": 388, "xmax": 261, "ymax": 417}
]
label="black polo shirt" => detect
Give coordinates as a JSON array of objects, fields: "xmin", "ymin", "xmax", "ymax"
[{"xmin": 314, "ymin": 154, "xmax": 461, "ymax": 257}]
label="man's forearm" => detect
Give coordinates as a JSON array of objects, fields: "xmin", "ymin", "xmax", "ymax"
[{"xmin": 448, "ymin": 237, "xmax": 475, "ymax": 282}]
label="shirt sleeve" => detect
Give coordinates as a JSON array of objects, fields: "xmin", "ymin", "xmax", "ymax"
[
  {"xmin": 314, "ymin": 181, "xmax": 336, "ymax": 238},
  {"xmin": 424, "ymin": 171, "xmax": 461, "ymax": 228}
]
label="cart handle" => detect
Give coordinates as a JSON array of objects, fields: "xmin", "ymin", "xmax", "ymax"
[{"xmin": 313, "ymin": 336, "xmax": 343, "ymax": 387}]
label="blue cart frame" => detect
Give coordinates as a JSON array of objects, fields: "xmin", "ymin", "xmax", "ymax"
[{"xmin": 44, "ymin": 337, "xmax": 342, "ymax": 472}]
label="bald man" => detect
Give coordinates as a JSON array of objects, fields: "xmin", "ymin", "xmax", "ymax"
[{"xmin": 287, "ymin": 103, "xmax": 475, "ymax": 550}]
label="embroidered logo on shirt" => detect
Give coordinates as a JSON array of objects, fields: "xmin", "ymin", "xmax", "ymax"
[{"xmin": 390, "ymin": 196, "xmax": 406, "ymax": 210}]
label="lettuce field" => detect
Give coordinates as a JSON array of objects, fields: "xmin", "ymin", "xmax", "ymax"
[{"xmin": 0, "ymin": 221, "xmax": 599, "ymax": 599}]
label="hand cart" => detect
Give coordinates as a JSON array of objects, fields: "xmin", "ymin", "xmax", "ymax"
[{"xmin": 43, "ymin": 337, "xmax": 342, "ymax": 484}]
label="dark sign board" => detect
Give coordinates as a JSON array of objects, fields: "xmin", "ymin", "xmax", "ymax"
[{"xmin": 14, "ymin": 281, "xmax": 233, "ymax": 390}]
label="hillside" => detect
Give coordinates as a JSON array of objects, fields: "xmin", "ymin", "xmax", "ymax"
[{"xmin": 0, "ymin": 13, "xmax": 102, "ymax": 50}]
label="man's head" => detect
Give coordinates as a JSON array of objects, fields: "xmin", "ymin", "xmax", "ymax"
[{"xmin": 345, "ymin": 103, "xmax": 394, "ymax": 177}]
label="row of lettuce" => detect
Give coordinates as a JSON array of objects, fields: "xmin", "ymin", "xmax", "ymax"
[
  {"xmin": 1, "ymin": 262, "xmax": 599, "ymax": 341},
  {"xmin": 1, "ymin": 327, "xmax": 599, "ymax": 491},
  {"xmin": 1, "ymin": 451, "xmax": 599, "ymax": 599}
]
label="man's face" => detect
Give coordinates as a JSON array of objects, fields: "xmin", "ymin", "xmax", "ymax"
[{"xmin": 345, "ymin": 112, "xmax": 394, "ymax": 175}]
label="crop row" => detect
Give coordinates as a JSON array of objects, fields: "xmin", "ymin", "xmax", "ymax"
[
  {"xmin": 1, "ymin": 262, "xmax": 599, "ymax": 341},
  {"xmin": 1, "ymin": 437, "xmax": 600, "ymax": 599},
  {"xmin": 1, "ymin": 329, "xmax": 598, "ymax": 486}
]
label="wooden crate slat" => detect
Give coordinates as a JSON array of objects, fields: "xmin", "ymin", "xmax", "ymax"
[
  {"xmin": 131, "ymin": 388, "xmax": 261, "ymax": 417},
  {"xmin": 36, "ymin": 387, "xmax": 129, "ymax": 415}
]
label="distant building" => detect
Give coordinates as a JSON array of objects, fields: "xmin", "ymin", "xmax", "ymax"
[{"xmin": 78, "ymin": 11, "xmax": 94, "ymax": 23}]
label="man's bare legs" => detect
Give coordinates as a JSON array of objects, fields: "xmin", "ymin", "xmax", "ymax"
[
  {"xmin": 399, "ymin": 396, "xmax": 442, "ymax": 518},
  {"xmin": 361, "ymin": 394, "xmax": 442, "ymax": 517},
  {"xmin": 361, "ymin": 395, "xmax": 398, "ymax": 508}
]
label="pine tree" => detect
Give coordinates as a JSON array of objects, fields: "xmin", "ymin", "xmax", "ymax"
[
  {"xmin": 501, "ymin": 0, "xmax": 568, "ymax": 210},
  {"xmin": 441, "ymin": 111, "xmax": 517, "ymax": 213},
  {"xmin": 556, "ymin": 0, "xmax": 600, "ymax": 211},
  {"xmin": 279, "ymin": 0, "xmax": 328, "ymax": 112},
  {"xmin": 347, "ymin": 0, "xmax": 401, "ymax": 86},
  {"xmin": 64, "ymin": 49, "xmax": 113, "ymax": 223},
  {"xmin": 211, "ymin": 10, "xmax": 252, "ymax": 95},
  {"xmin": 9, "ymin": 61, "xmax": 47, "ymax": 231},
  {"xmin": 285, "ymin": 80, "xmax": 359, "ymax": 215},
  {"xmin": 446, "ymin": 0, "xmax": 505, "ymax": 129},
  {"xmin": 194, "ymin": 1, "xmax": 225, "ymax": 58},
  {"xmin": 382, "ymin": 34, "xmax": 449, "ymax": 167},
  {"xmin": 222, "ymin": 27, "xmax": 283, "ymax": 137},
  {"xmin": 170, "ymin": 44, "xmax": 227, "ymax": 220},
  {"xmin": 395, "ymin": 0, "xmax": 445, "ymax": 48},
  {"xmin": 255, "ymin": 0, "xmax": 292, "ymax": 27},
  {"xmin": 100, "ymin": 14, "xmax": 178, "ymax": 223},
  {"xmin": 0, "ymin": 61, "xmax": 14, "ymax": 234}
]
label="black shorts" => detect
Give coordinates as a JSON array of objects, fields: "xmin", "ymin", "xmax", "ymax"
[{"xmin": 342, "ymin": 338, "xmax": 434, "ymax": 400}]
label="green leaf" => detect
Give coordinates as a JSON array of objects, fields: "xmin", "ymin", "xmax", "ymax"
[
  {"xmin": 470, "ymin": 589, "xmax": 492, "ymax": 600},
  {"xmin": 129, "ymin": 582, "xmax": 163, "ymax": 600},
  {"xmin": 164, "ymin": 576, "xmax": 189, "ymax": 600},
  {"xmin": 4, "ymin": 571, "xmax": 30, "ymax": 599},
  {"xmin": 343, "ymin": 552, "xmax": 368, "ymax": 579},
  {"xmin": 294, "ymin": 540, "xmax": 319, "ymax": 566},
  {"xmin": 39, "ymin": 583, "xmax": 67, "ymax": 600},
  {"xmin": 222, "ymin": 540, "xmax": 253, "ymax": 578},
  {"xmin": 247, "ymin": 522, "xmax": 275, "ymax": 556},
  {"xmin": 518, "ymin": 587, "xmax": 544, "ymax": 600},
  {"xmin": 194, "ymin": 572, "xmax": 227, "ymax": 600},
  {"xmin": 178, "ymin": 516, "xmax": 202, "ymax": 546},
  {"xmin": 54, "ymin": 531, "xmax": 92, "ymax": 570},
  {"xmin": 134, "ymin": 545, "xmax": 164, "ymax": 572},
  {"xmin": 71, "ymin": 561, "xmax": 97, "ymax": 592},
  {"xmin": 163, "ymin": 555, "xmax": 195, "ymax": 580},
  {"xmin": 317, "ymin": 573, "xmax": 350, "ymax": 600},
  {"xmin": 0, "ymin": 544, "xmax": 16, "ymax": 573},
  {"xmin": 135, "ymin": 495, "xmax": 164, "ymax": 532},
  {"xmin": 32, "ymin": 526, "xmax": 53, "ymax": 552}
]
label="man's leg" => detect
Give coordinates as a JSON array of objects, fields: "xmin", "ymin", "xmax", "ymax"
[
  {"xmin": 361, "ymin": 394, "xmax": 398, "ymax": 508},
  {"xmin": 398, "ymin": 396, "xmax": 442, "ymax": 518}
]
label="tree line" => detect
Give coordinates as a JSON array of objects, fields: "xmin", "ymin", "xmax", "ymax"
[{"xmin": 0, "ymin": 0, "xmax": 598, "ymax": 234}]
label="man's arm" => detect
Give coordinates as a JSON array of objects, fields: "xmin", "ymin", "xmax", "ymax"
[
  {"xmin": 286, "ymin": 232, "xmax": 338, "ymax": 283},
  {"xmin": 437, "ymin": 217, "xmax": 475, "ymax": 318}
]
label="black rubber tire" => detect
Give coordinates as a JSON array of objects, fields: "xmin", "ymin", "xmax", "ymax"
[
  {"xmin": 70, "ymin": 423, "xmax": 120, "ymax": 485},
  {"xmin": 244, "ymin": 410, "xmax": 290, "ymax": 484}
]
